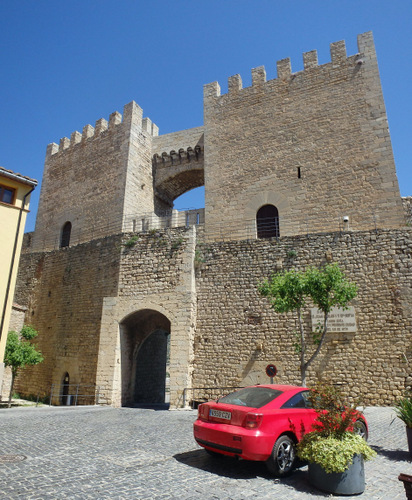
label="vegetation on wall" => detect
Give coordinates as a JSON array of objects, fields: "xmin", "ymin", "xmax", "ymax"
[
  {"xmin": 194, "ymin": 249, "xmax": 205, "ymax": 269},
  {"xmin": 171, "ymin": 237, "xmax": 184, "ymax": 251},
  {"xmin": 286, "ymin": 249, "xmax": 297, "ymax": 258},
  {"xmin": 123, "ymin": 235, "xmax": 139, "ymax": 248}
]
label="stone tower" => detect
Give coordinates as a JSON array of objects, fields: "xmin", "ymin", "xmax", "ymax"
[
  {"xmin": 32, "ymin": 102, "xmax": 159, "ymax": 251},
  {"xmin": 203, "ymin": 31, "xmax": 405, "ymax": 240}
]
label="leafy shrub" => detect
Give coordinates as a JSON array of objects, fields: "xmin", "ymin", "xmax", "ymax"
[
  {"xmin": 298, "ymin": 432, "xmax": 376, "ymax": 473},
  {"xmin": 395, "ymin": 393, "xmax": 412, "ymax": 428},
  {"xmin": 297, "ymin": 383, "xmax": 376, "ymax": 473}
]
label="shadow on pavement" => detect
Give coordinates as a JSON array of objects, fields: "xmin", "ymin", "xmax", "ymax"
[
  {"xmin": 173, "ymin": 449, "xmax": 327, "ymax": 496},
  {"xmin": 174, "ymin": 448, "xmax": 271, "ymax": 479},
  {"xmin": 123, "ymin": 403, "xmax": 170, "ymax": 411},
  {"xmin": 372, "ymin": 445, "xmax": 411, "ymax": 462}
]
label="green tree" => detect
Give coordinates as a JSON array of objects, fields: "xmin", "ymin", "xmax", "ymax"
[
  {"xmin": 4, "ymin": 325, "xmax": 43, "ymax": 407},
  {"xmin": 258, "ymin": 263, "xmax": 357, "ymax": 386}
]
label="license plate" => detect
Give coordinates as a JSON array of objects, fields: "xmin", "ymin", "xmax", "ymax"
[{"xmin": 210, "ymin": 409, "xmax": 231, "ymax": 420}]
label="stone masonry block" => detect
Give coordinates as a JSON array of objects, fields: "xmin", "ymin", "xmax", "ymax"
[
  {"xmin": 228, "ymin": 74, "xmax": 242, "ymax": 93},
  {"xmin": 303, "ymin": 50, "xmax": 318, "ymax": 69},
  {"xmin": 277, "ymin": 58, "xmax": 291, "ymax": 79},
  {"xmin": 252, "ymin": 66, "xmax": 266, "ymax": 86}
]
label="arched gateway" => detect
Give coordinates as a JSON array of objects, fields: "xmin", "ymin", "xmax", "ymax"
[{"xmin": 119, "ymin": 309, "xmax": 171, "ymax": 406}]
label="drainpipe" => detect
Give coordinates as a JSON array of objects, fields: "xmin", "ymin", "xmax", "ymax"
[{"xmin": 0, "ymin": 186, "xmax": 35, "ymax": 344}]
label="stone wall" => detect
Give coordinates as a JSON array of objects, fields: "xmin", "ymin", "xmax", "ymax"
[
  {"xmin": 193, "ymin": 229, "xmax": 412, "ymax": 406},
  {"xmin": 403, "ymin": 197, "xmax": 412, "ymax": 224},
  {"xmin": 203, "ymin": 32, "xmax": 405, "ymax": 241},
  {"xmin": 11, "ymin": 226, "xmax": 412, "ymax": 407},
  {"xmin": 152, "ymin": 127, "xmax": 204, "ymax": 156},
  {"xmin": 13, "ymin": 235, "xmax": 122, "ymax": 401},
  {"xmin": 12, "ymin": 228, "xmax": 197, "ymax": 407}
]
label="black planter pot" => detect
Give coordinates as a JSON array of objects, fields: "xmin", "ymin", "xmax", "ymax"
[{"xmin": 308, "ymin": 454, "xmax": 365, "ymax": 496}]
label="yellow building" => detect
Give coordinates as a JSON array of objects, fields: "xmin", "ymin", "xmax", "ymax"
[{"xmin": 0, "ymin": 166, "xmax": 37, "ymax": 391}]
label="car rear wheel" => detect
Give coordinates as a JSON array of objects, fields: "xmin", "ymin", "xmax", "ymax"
[
  {"xmin": 354, "ymin": 419, "xmax": 368, "ymax": 440},
  {"xmin": 266, "ymin": 435, "xmax": 296, "ymax": 476}
]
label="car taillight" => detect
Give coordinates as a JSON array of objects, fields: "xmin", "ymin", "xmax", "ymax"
[
  {"xmin": 243, "ymin": 412, "xmax": 263, "ymax": 429},
  {"xmin": 198, "ymin": 404, "xmax": 209, "ymax": 421}
]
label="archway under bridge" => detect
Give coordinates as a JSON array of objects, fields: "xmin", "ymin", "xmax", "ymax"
[{"xmin": 120, "ymin": 309, "xmax": 171, "ymax": 407}]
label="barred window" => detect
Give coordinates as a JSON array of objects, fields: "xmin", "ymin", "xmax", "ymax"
[{"xmin": 257, "ymin": 204, "xmax": 279, "ymax": 238}]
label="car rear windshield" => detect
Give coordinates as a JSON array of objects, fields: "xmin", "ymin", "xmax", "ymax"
[{"xmin": 218, "ymin": 387, "xmax": 283, "ymax": 408}]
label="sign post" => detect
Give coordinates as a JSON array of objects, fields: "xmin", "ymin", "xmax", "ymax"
[{"xmin": 265, "ymin": 364, "xmax": 277, "ymax": 384}]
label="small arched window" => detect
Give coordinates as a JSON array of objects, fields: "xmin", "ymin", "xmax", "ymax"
[
  {"xmin": 60, "ymin": 221, "xmax": 72, "ymax": 248},
  {"xmin": 257, "ymin": 205, "xmax": 280, "ymax": 239}
]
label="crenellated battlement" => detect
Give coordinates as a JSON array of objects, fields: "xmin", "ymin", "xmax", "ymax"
[
  {"xmin": 46, "ymin": 101, "xmax": 159, "ymax": 158},
  {"xmin": 153, "ymin": 145, "xmax": 203, "ymax": 168},
  {"xmin": 204, "ymin": 31, "xmax": 372, "ymax": 98}
]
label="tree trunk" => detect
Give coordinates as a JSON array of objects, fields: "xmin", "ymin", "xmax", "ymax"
[
  {"xmin": 297, "ymin": 308, "xmax": 306, "ymax": 386},
  {"xmin": 301, "ymin": 365, "xmax": 306, "ymax": 387},
  {"xmin": 7, "ymin": 371, "xmax": 16, "ymax": 408},
  {"xmin": 302, "ymin": 311, "xmax": 330, "ymax": 384}
]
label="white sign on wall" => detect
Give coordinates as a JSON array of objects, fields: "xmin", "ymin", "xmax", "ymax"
[{"xmin": 311, "ymin": 306, "xmax": 357, "ymax": 333}]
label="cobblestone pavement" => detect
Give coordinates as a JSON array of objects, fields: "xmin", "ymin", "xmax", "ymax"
[{"xmin": 0, "ymin": 405, "xmax": 410, "ymax": 499}]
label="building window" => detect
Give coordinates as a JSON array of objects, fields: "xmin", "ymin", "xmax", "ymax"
[
  {"xmin": 60, "ymin": 221, "xmax": 72, "ymax": 248},
  {"xmin": 61, "ymin": 372, "xmax": 70, "ymax": 405},
  {"xmin": 0, "ymin": 184, "xmax": 16, "ymax": 205},
  {"xmin": 257, "ymin": 204, "xmax": 280, "ymax": 239}
]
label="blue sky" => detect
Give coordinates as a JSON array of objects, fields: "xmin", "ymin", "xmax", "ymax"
[{"xmin": 1, "ymin": 1, "xmax": 411, "ymax": 232}]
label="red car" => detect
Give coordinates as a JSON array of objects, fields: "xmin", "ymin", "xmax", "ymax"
[{"xmin": 193, "ymin": 384, "xmax": 368, "ymax": 476}]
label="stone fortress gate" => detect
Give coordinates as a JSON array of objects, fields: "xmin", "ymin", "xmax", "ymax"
[{"xmin": 9, "ymin": 32, "xmax": 412, "ymax": 408}]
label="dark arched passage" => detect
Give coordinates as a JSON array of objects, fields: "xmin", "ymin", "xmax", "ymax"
[{"xmin": 120, "ymin": 309, "xmax": 171, "ymax": 407}]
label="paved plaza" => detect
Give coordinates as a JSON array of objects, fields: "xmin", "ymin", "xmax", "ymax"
[{"xmin": 0, "ymin": 404, "xmax": 410, "ymax": 499}]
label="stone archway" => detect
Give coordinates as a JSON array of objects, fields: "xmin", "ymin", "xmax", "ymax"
[
  {"xmin": 119, "ymin": 309, "xmax": 171, "ymax": 406},
  {"xmin": 153, "ymin": 140, "xmax": 204, "ymax": 213}
]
